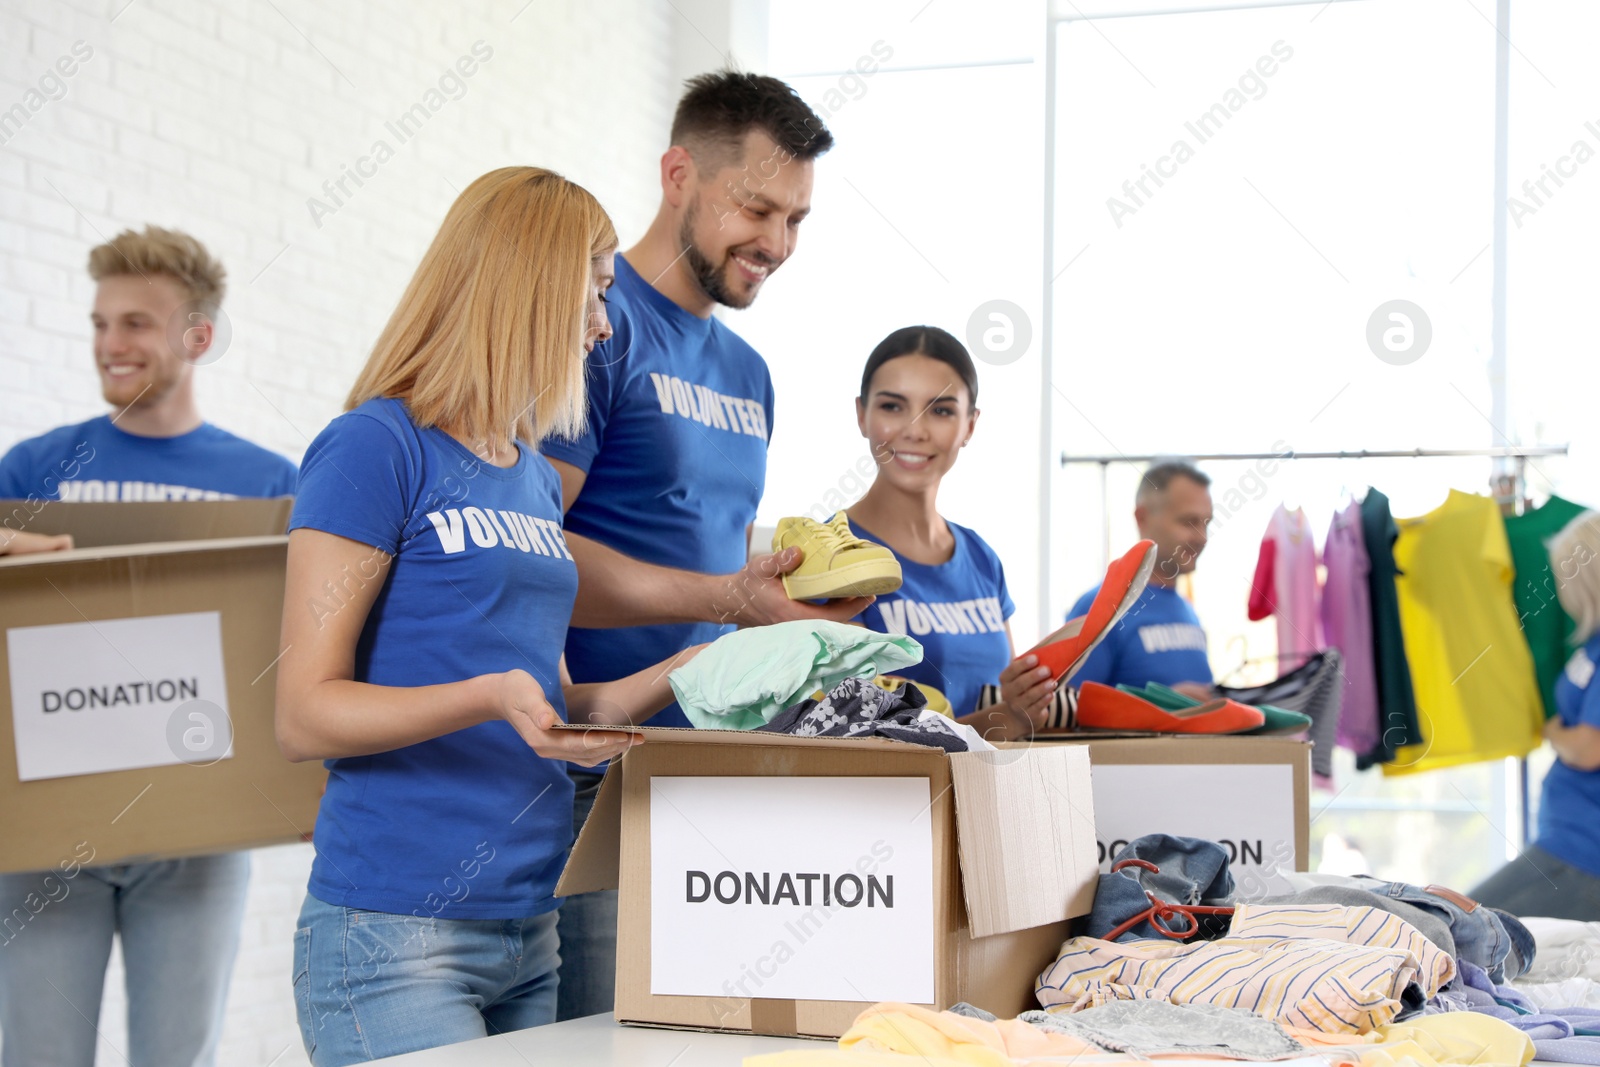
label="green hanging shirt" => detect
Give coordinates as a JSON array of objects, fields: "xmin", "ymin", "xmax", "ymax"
[{"xmin": 1505, "ymin": 494, "xmax": 1588, "ymax": 719}]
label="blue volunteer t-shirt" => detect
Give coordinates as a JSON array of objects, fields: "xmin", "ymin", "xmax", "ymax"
[
  {"xmin": 1066, "ymin": 582, "xmax": 1213, "ymax": 688},
  {"xmin": 851, "ymin": 520, "xmax": 1015, "ymax": 718},
  {"xmin": 0, "ymin": 415, "xmax": 297, "ymax": 500},
  {"xmin": 290, "ymin": 398, "xmax": 579, "ymax": 919},
  {"xmin": 1537, "ymin": 634, "xmax": 1600, "ymax": 877},
  {"xmin": 543, "ymin": 255, "xmax": 773, "ymax": 728}
]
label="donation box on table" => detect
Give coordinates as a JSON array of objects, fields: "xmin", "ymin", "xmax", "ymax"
[{"xmin": 557, "ymin": 727, "xmax": 1099, "ymax": 1040}]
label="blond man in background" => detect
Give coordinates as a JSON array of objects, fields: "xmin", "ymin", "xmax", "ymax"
[{"xmin": 0, "ymin": 226, "xmax": 295, "ymax": 1067}]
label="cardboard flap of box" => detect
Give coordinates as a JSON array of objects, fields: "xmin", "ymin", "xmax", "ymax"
[
  {"xmin": 1, "ymin": 498, "xmax": 293, "ymax": 547},
  {"xmin": 0, "ymin": 535, "xmax": 289, "ymax": 570},
  {"xmin": 554, "ymin": 722, "xmax": 918, "ymax": 751},
  {"xmin": 555, "ymin": 763, "xmax": 625, "ymax": 897},
  {"xmin": 948, "ymin": 745, "xmax": 1097, "ymax": 938}
]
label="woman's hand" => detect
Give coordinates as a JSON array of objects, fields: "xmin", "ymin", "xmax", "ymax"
[
  {"xmin": 1545, "ymin": 716, "xmax": 1600, "ymax": 773},
  {"xmin": 498, "ymin": 668, "xmax": 640, "ymax": 766},
  {"xmin": 0, "ymin": 530, "xmax": 73, "ymax": 556},
  {"xmin": 997, "ymin": 653, "xmax": 1056, "ymax": 730}
]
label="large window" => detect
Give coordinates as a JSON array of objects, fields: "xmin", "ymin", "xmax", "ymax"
[
  {"xmin": 1048, "ymin": 0, "xmax": 1590, "ymax": 887},
  {"xmin": 756, "ymin": 0, "xmax": 1589, "ymax": 888},
  {"xmin": 1505, "ymin": 2, "xmax": 1600, "ymax": 507}
]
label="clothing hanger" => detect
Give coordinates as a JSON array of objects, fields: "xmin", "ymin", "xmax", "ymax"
[{"xmin": 1099, "ymin": 859, "xmax": 1235, "ymax": 942}]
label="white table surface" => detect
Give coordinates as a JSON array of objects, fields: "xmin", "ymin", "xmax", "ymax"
[
  {"xmin": 370, "ymin": 1013, "xmax": 824, "ymax": 1064},
  {"xmin": 365, "ymin": 1012, "xmax": 1600, "ymax": 1066}
]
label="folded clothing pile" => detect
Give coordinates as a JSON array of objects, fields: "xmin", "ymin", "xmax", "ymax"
[
  {"xmin": 670, "ymin": 620, "xmax": 922, "ymax": 731},
  {"xmin": 668, "ymin": 621, "xmax": 992, "ymax": 751}
]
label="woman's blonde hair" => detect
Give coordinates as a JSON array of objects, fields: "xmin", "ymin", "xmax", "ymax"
[
  {"xmin": 346, "ymin": 167, "xmax": 616, "ymax": 444},
  {"xmin": 1551, "ymin": 509, "xmax": 1600, "ymax": 645}
]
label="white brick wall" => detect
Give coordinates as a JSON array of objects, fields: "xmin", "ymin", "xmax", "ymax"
[
  {"xmin": 0, "ymin": 1, "xmax": 675, "ymax": 1063},
  {"xmin": 1, "ymin": 0, "xmax": 673, "ymax": 463}
]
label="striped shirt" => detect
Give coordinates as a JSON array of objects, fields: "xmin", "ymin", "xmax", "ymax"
[{"xmin": 1037, "ymin": 904, "xmax": 1456, "ymax": 1034}]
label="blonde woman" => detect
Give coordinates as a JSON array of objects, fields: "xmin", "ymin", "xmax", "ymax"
[
  {"xmin": 1473, "ymin": 509, "xmax": 1600, "ymax": 920},
  {"xmin": 275, "ymin": 168, "xmax": 684, "ymax": 1064}
]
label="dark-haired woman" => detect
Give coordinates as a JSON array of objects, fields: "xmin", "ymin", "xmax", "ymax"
[{"xmin": 845, "ymin": 326, "xmax": 1056, "ymax": 740}]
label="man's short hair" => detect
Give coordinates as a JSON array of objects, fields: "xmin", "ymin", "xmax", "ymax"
[
  {"xmin": 88, "ymin": 225, "xmax": 226, "ymax": 313},
  {"xmin": 1137, "ymin": 459, "xmax": 1210, "ymax": 507},
  {"xmin": 670, "ymin": 70, "xmax": 834, "ymax": 172}
]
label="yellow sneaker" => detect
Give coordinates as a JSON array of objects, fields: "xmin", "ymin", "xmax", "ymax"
[{"xmin": 772, "ymin": 512, "xmax": 903, "ymax": 600}]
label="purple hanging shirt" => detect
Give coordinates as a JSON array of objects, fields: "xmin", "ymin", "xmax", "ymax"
[{"xmin": 1322, "ymin": 501, "xmax": 1380, "ymax": 755}]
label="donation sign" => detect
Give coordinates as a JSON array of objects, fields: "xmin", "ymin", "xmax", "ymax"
[
  {"xmin": 651, "ymin": 776, "xmax": 935, "ymax": 1003},
  {"xmin": 1092, "ymin": 763, "xmax": 1298, "ymax": 897},
  {"xmin": 8, "ymin": 611, "xmax": 232, "ymax": 781}
]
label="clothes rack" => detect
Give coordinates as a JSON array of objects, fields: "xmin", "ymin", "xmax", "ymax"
[
  {"xmin": 1062, "ymin": 446, "xmax": 1570, "ymax": 568},
  {"xmin": 1061, "ymin": 443, "xmax": 1571, "ymax": 851}
]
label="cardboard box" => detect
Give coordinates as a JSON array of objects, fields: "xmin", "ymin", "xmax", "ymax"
[
  {"xmin": 1023, "ymin": 734, "xmax": 1311, "ymax": 898},
  {"xmin": 0, "ymin": 499, "xmax": 325, "ymax": 874},
  {"xmin": 556, "ymin": 727, "xmax": 1098, "ymax": 1039}
]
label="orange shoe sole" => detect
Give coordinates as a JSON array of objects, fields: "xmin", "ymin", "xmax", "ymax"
[
  {"xmin": 1031, "ymin": 540, "xmax": 1157, "ymax": 684},
  {"xmin": 1076, "ymin": 682, "xmax": 1264, "ymax": 734}
]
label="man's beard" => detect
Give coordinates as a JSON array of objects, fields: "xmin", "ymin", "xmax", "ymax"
[{"xmin": 678, "ymin": 201, "xmax": 756, "ymax": 310}]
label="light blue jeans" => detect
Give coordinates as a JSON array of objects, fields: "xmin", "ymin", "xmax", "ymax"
[
  {"xmin": 0, "ymin": 852, "xmax": 250, "ymax": 1067},
  {"xmin": 293, "ymin": 892, "xmax": 561, "ymax": 1066}
]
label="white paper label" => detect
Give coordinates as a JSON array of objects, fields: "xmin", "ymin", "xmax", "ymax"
[
  {"xmin": 8, "ymin": 611, "xmax": 233, "ymax": 781},
  {"xmin": 650, "ymin": 776, "xmax": 935, "ymax": 1003},
  {"xmin": 1091, "ymin": 764, "xmax": 1297, "ymax": 898}
]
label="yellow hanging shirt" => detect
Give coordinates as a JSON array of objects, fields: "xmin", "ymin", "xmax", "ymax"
[{"xmin": 1386, "ymin": 490, "xmax": 1541, "ymax": 775}]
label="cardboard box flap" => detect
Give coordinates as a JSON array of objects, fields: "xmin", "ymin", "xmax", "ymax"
[
  {"xmin": 556, "ymin": 764, "xmax": 625, "ymax": 896},
  {"xmin": 948, "ymin": 745, "xmax": 1097, "ymax": 939},
  {"xmin": 0, "ymin": 535, "xmax": 288, "ymax": 570},
  {"xmin": 0, "ymin": 498, "xmax": 293, "ymax": 547},
  {"xmin": 554, "ymin": 722, "xmax": 923, "ymax": 753}
]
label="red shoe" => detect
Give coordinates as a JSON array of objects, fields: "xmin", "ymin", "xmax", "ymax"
[
  {"xmin": 1076, "ymin": 682, "xmax": 1265, "ymax": 734},
  {"xmin": 1031, "ymin": 540, "xmax": 1157, "ymax": 684}
]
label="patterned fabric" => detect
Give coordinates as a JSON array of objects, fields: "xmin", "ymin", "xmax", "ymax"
[
  {"xmin": 1038, "ymin": 903, "xmax": 1456, "ymax": 1034},
  {"xmin": 1230, "ymin": 904, "xmax": 1455, "ymax": 993},
  {"xmin": 758, "ymin": 676, "xmax": 975, "ymax": 751},
  {"xmin": 670, "ymin": 620, "xmax": 922, "ymax": 731}
]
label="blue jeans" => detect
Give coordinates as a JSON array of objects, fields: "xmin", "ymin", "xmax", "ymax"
[
  {"xmin": 1304, "ymin": 873, "xmax": 1537, "ymax": 982},
  {"xmin": 293, "ymin": 892, "xmax": 561, "ymax": 1066},
  {"xmin": 0, "ymin": 852, "xmax": 250, "ymax": 1067},
  {"xmin": 555, "ymin": 767, "xmax": 617, "ymax": 1021},
  {"xmin": 1085, "ymin": 834, "xmax": 1236, "ymax": 943}
]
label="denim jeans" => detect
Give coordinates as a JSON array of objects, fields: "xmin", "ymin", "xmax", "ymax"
[
  {"xmin": 554, "ymin": 767, "xmax": 617, "ymax": 1020},
  {"xmin": 0, "ymin": 852, "xmax": 250, "ymax": 1067},
  {"xmin": 293, "ymin": 892, "xmax": 560, "ymax": 1066},
  {"xmin": 1293, "ymin": 873, "xmax": 1537, "ymax": 982},
  {"xmin": 1085, "ymin": 834, "xmax": 1235, "ymax": 942}
]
